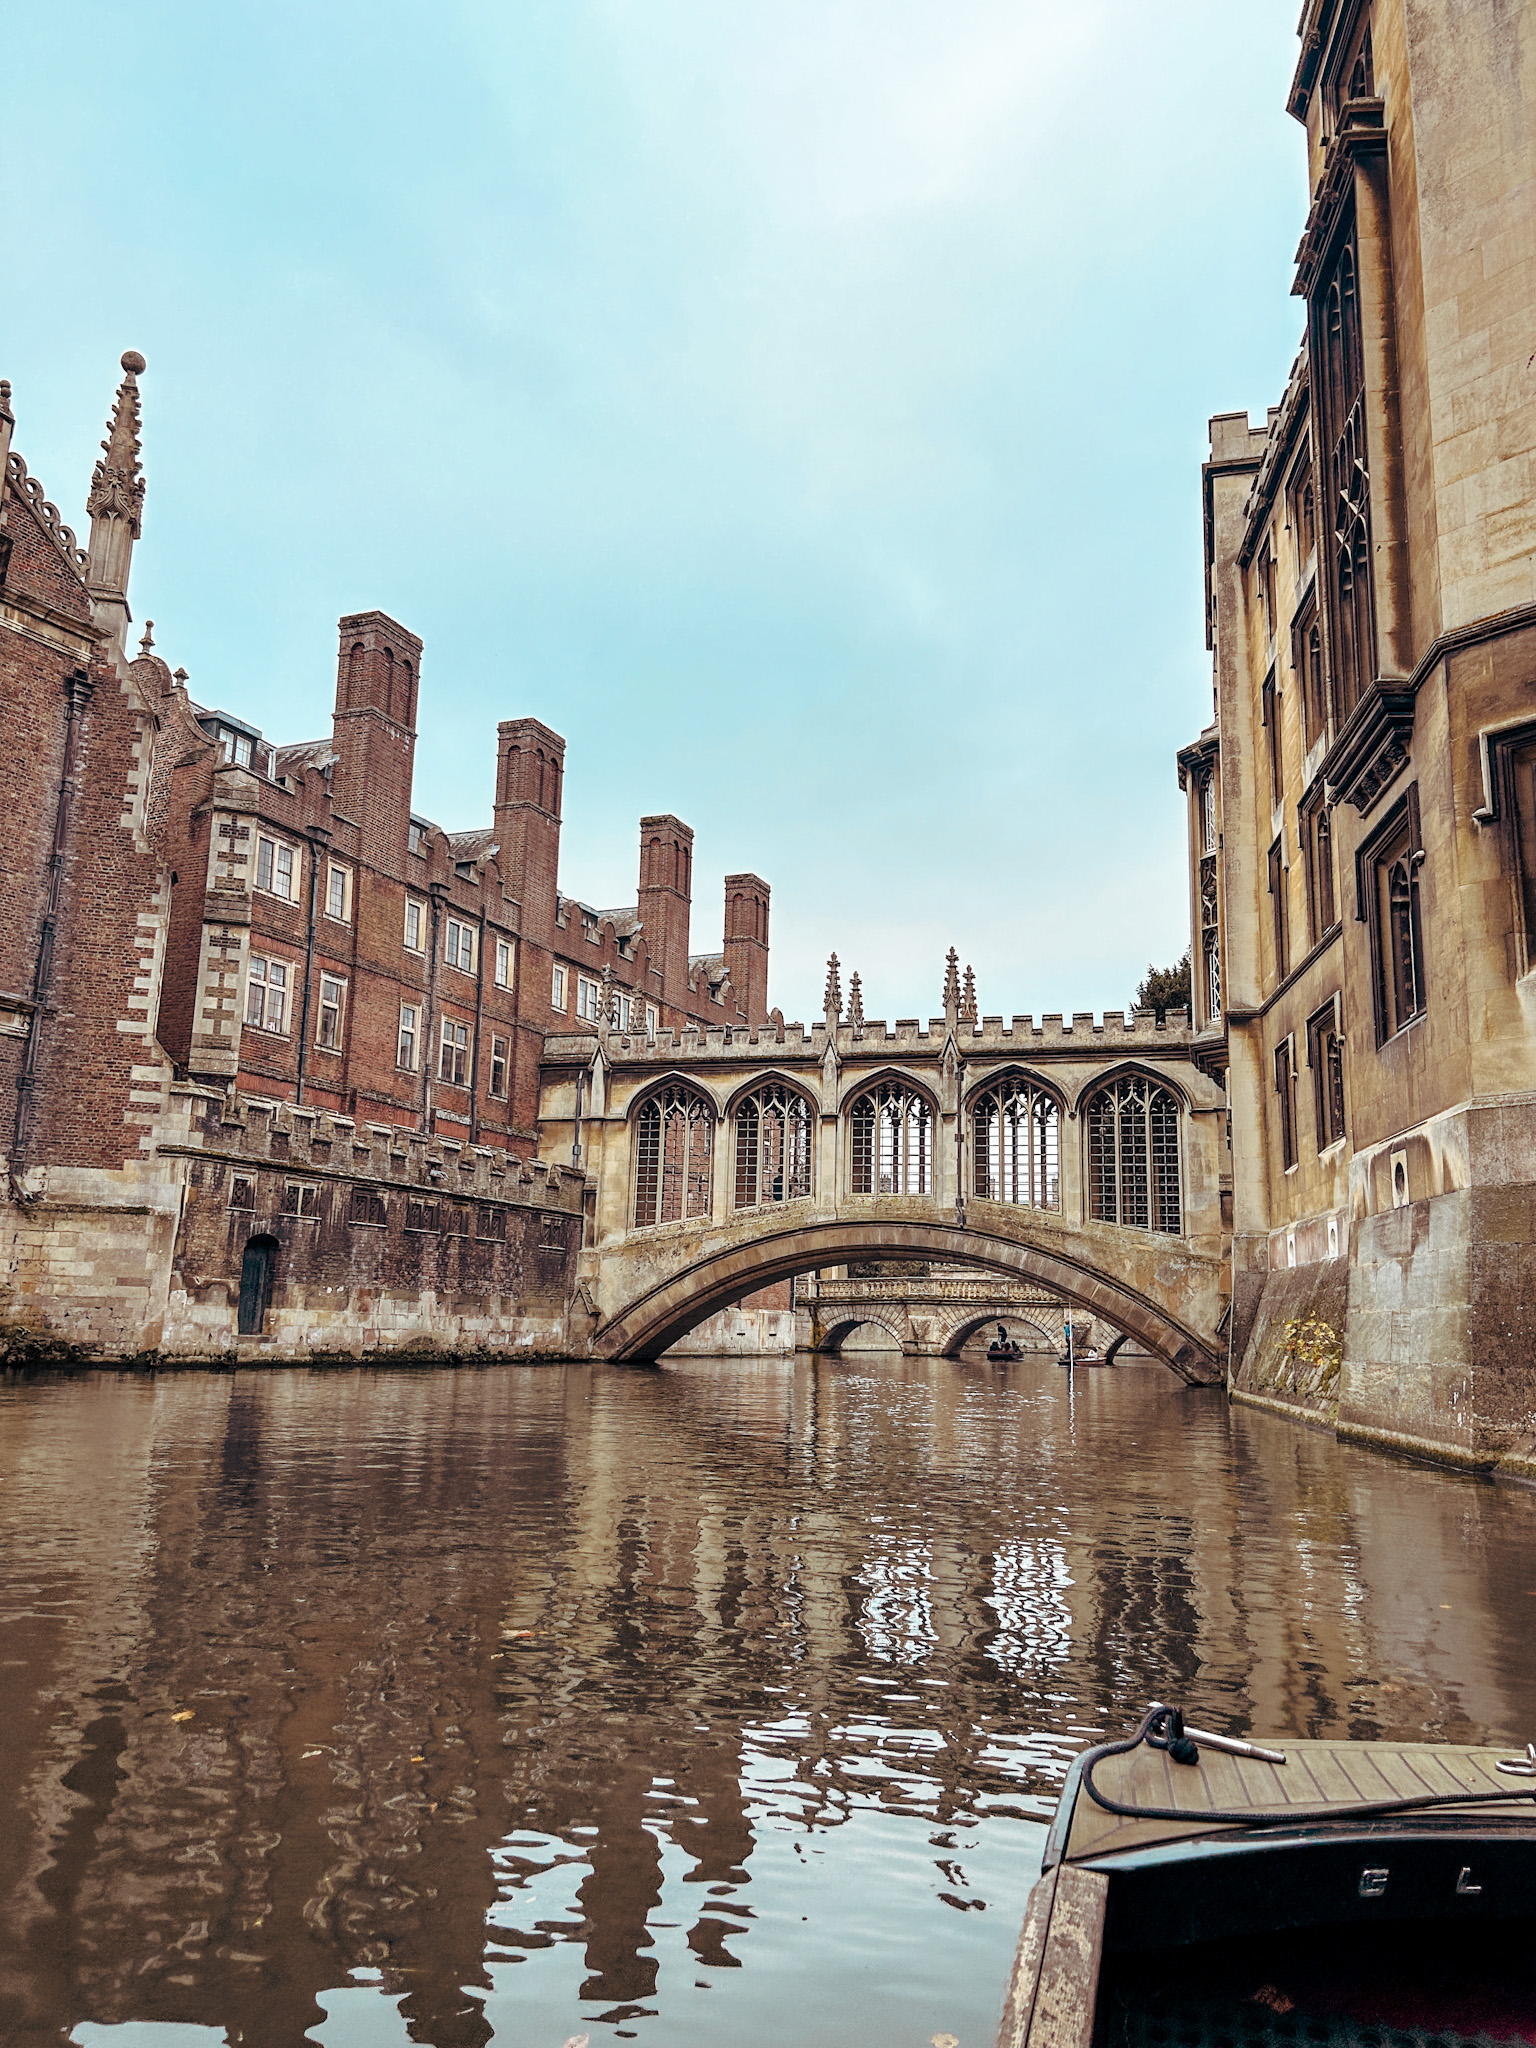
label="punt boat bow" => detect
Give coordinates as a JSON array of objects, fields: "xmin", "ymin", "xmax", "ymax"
[{"xmin": 997, "ymin": 1704, "xmax": 1536, "ymax": 2047}]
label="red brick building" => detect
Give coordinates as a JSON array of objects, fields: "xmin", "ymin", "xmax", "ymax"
[
  {"xmin": 0, "ymin": 353, "xmax": 774, "ymax": 1360},
  {"xmin": 156, "ymin": 608, "xmax": 774, "ymax": 1157}
]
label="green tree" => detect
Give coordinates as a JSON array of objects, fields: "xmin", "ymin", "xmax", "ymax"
[{"xmin": 1134, "ymin": 949, "xmax": 1191, "ymax": 1022}]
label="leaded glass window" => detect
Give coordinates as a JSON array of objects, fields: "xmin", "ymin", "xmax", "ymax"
[
  {"xmin": 734, "ymin": 1083, "xmax": 814, "ymax": 1209},
  {"xmin": 1085, "ymin": 1076, "xmax": 1182, "ymax": 1234},
  {"xmin": 971, "ymin": 1075, "xmax": 1060, "ymax": 1209},
  {"xmin": 1315, "ymin": 230, "xmax": 1376, "ymax": 719},
  {"xmin": 633, "ymin": 1084, "xmax": 714, "ymax": 1226},
  {"xmin": 848, "ymin": 1081, "xmax": 934, "ymax": 1196}
]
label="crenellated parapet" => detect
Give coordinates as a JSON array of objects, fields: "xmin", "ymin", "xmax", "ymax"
[
  {"xmin": 544, "ymin": 1004, "xmax": 1194, "ymax": 1066},
  {"xmin": 159, "ymin": 1083, "xmax": 586, "ymax": 1217}
]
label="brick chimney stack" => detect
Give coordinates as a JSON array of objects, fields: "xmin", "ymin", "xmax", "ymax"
[
  {"xmin": 494, "ymin": 718, "xmax": 565, "ymax": 937},
  {"xmin": 723, "ymin": 872, "xmax": 771, "ymax": 1027},
  {"xmin": 638, "ymin": 815, "xmax": 694, "ymax": 1002},
  {"xmin": 330, "ymin": 611, "xmax": 422, "ymax": 871}
]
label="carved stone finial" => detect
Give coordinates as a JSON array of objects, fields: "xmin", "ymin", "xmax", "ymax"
[
  {"xmin": 0, "ymin": 379, "xmax": 12, "ymax": 420},
  {"xmin": 847, "ymin": 971, "xmax": 865, "ymax": 1033},
  {"xmin": 942, "ymin": 947, "xmax": 961, "ymax": 1017},
  {"xmin": 138, "ymin": 620, "xmax": 155, "ymax": 655},
  {"xmin": 88, "ymin": 355, "xmax": 146, "ymax": 534},
  {"xmin": 86, "ymin": 351, "xmax": 146, "ymax": 608},
  {"xmin": 822, "ymin": 952, "xmax": 842, "ymax": 1022},
  {"xmin": 960, "ymin": 964, "xmax": 977, "ymax": 1024}
]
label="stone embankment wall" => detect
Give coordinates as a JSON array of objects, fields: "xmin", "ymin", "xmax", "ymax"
[
  {"xmin": 2, "ymin": 1085, "xmax": 585, "ymax": 1366},
  {"xmin": 1233, "ymin": 1097, "xmax": 1536, "ymax": 1476}
]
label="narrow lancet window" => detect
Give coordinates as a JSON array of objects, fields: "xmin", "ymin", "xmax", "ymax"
[
  {"xmin": 1085, "ymin": 1076, "xmax": 1182, "ymax": 1234},
  {"xmin": 734, "ymin": 1083, "xmax": 813, "ymax": 1208},
  {"xmin": 971, "ymin": 1076, "xmax": 1060, "ymax": 1209},
  {"xmin": 633, "ymin": 1084, "xmax": 714, "ymax": 1226},
  {"xmin": 848, "ymin": 1081, "xmax": 933, "ymax": 1196}
]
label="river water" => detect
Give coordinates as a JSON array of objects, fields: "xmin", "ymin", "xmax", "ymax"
[{"xmin": 2, "ymin": 1354, "xmax": 1534, "ymax": 2048}]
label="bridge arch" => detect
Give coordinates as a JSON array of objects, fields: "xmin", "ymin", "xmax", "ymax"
[
  {"xmin": 816, "ymin": 1308, "xmax": 915, "ymax": 1356},
  {"xmin": 592, "ymin": 1215, "xmax": 1222, "ymax": 1384},
  {"xmin": 940, "ymin": 1308, "xmax": 1062, "ymax": 1358}
]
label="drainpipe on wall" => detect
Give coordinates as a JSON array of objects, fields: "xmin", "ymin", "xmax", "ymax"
[
  {"xmin": 467, "ymin": 899, "xmax": 488, "ymax": 1144},
  {"xmin": 423, "ymin": 880, "xmax": 449, "ymax": 1135},
  {"xmin": 293, "ymin": 827, "xmax": 328, "ymax": 1107},
  {"xmin": 12, "ymin": 667, "xmax": 94, "ymax": 1182}
]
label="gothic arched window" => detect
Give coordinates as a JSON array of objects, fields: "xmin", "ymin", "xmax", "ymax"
[
  {"xmin": 848, "ymin": 1080, "xmax": 934, "ymax": 1196},
  {"xmin": 734, "ymin": 1082, "xmax": 814, "ymax": 1209},
  {"xmin": 1085, "ymin": 1075, "xmax": 1182, "ymax": 1234},
  {"xmin": 1317, "ymin": 232, "xmax": 1376, "ymax": 720},
  {"xmin": 633, "ymin": 1084, "xmax": 714, "ymax": 1227},
  {"xmin": 971, "ymin": 1074, "xmax": 1060, "ymax": 1209}
]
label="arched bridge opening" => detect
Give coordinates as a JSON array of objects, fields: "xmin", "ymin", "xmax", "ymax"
[
  {"xmin": 590, "ymin": 1218, "xmax": 1224, "ymax": 1386},
  {"xmin": 939, "ymin": 1309, "xmax": 1063, "ymax": 1360},
  {"xmin": 815, "ymin": 1311, "xmax": 914, "ymax": 1358}
]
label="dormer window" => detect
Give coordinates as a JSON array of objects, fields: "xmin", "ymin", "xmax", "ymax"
[
  {"xmin": 455, "ymin": 860, "xmax": 475, "ymax": 882},
  {"xmin": 408, "ymin": 821, "xmax": 427, "ymax": 856},
  {"xmin": 217, "ymin": 726, "xmax": 254, "ymax": 768}
]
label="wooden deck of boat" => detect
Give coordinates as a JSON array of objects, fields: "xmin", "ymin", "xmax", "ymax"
[
  {"xmin": 996, "ymin": 1736, "xmax": 1536, "ymax": 2048},
  {"xmin": 1063, "ymin": 1736, "xmax": 1532, "ymax": 1861}
]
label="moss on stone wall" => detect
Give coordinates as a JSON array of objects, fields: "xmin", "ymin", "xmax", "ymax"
[{"xmin": 1233, "ymin": 1259, "xmax": 1350, "ymax": 1417}]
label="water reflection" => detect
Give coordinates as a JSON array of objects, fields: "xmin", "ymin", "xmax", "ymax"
[{"xmin": 1, "ymin": 1354, "xmax": 1533, "ymax": 2047}]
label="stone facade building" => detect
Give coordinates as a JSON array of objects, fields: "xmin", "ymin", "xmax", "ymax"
[
  {"xmin": 0, "ymin": 356, "xmax": 771, "ymax": 1361},
  {"xmin": 1183, "ymin": 0, "xmax": 1536, "ymax": 1469}
]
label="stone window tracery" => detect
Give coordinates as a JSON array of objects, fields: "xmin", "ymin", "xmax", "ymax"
[
  {"xmin": 1275, "ymin": 1037, "xmax": 1298, "ymax": 1171},
  {"xmin": 633, "ymin": 1083, "xmax": 714, "ymax": 1226},
  {"xmin": 1362, "ymin": 789, "xmax": 1425, "ymax": 1042},
  {"xmin": 1085, "ymin": 1076, "xmax": 1182, "ymax": 1234},
  {"xmin": 1200, "ymin": 863, "xmax": 1221, "ymax": 1024},
  {"xmin": 970, "ymin": 1074, "xmax": 1060, "ymax": 1209},
  {"xmin": 733, "ymin": 1082, "xmax": 814, "ymax": 1209},
  {"xmin": 1315, "ymin": 228, "xmax": 1376, "ymax": 720},
  {"xmin": 1302, "ymin": 797, "xmax": 1337, "ymax": 943},
  {"xmin": 848, "ymin": 1080, "xmax": 933, "ymax": 1196},
  {"xmin": 1268, "ymin": 836, "xmax": 1290, "ymax": 980},
  {"xmin": 1307, "ymin": 999, "xmax": 1347, "ymax": 1149},
  {"xmin": 1199, "ymin": 770, "xmax": 1218, "ymax": 856}
]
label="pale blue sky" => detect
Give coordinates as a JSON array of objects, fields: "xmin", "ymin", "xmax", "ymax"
[{"xmin": 4, "ymin": 1, "xmax": 1306, "ymax": 1021}]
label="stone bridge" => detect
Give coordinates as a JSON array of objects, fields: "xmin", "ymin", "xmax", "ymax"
[
  {"xmin": 539, "ymin": 979, "xmax": 1230, "ymax": 1386},
  {"xmin": 798, "ymin": 1272, "xmax": 1083, "ymax": 1358}
]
